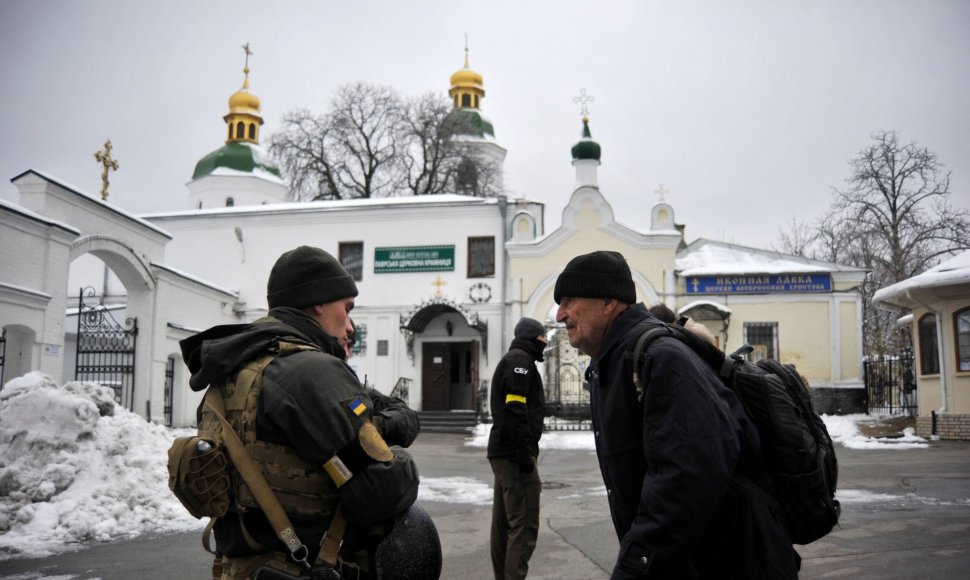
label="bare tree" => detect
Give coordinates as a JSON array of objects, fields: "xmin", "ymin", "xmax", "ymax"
[
  {"xmin": 820, "ymin": 131, "xmax": 970, "ymax": 355},
  {"xmin": 270, "ymin": 84, "xmax": 502, "ymax": 200},
  {"xmin": 269, "ymin": 108, "xmax": 342, "ymax": 200},
  {"xmin": 771, "ymin": 218, "xmax": 816, "ymax": 257}
]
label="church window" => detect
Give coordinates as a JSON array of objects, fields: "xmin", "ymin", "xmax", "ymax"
[
  {"xmin": 236, "ymin": 121, "xmax": 245, "ymax": 139},
  {"xmin": 339, "ymin": 241, "xmax": 364, "ymax": 281},
  {"xmin": 918, "ymin": 314, "xmax": 939, "ymax": 375},
  {"xmin": 461, "ymin": 94, "xmax": 471, "ymax": 107},
  {"xmin": 468, "ymin": 236, "xmax": 494, "ymax": 278},
  {"xmin": 377, "ymin": 340, "xmax": 389, "ymax": 356},
  {"xmin": 743, "ymin": 322, "xmax": 778, "ymax": 362},
  {"xmin": 248, "ymin": 123, "xmax": 256, "ymax": 140},
  {"xmin": 225, "ymin": 197, "xmax": 234, "ymax": 207},
  {"xmin": 955, "ymin": 308, "xmax": 970, "ymax": 372}
]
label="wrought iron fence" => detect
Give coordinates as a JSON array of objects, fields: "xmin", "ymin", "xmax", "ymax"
[
  {"xmin": 163, "ymin": 356, "xmax": 175, "ymax": 426},
  {"xmin": 544, "ymin": 362, "xmax": 592, "ymax": 431},
  {"xmin": 0, "ymin": 328, "xmax": 6, "ymax": 388},
  {"xmin": 864, "ymin": 351, "xmax": 917, "ymax": 417}
]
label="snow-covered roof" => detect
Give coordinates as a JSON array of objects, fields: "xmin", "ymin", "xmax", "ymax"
[
  {"xmin": 873, "ymin": 250, "xmax": 970, "ymax": 309},
  {"xmin": 141, "ymin": 192, "xmax": 503, "ymax": 219},
  {"xmin": 0, "ymin": 196, "xmax": 80, "ymax": 235},
  {"xmin": 675, "ymin": 238, "xmax": 866, "ymax": 276},
  {"xmin": 677, "ymin": 299, "xmax": 732, "ymax": 316}
]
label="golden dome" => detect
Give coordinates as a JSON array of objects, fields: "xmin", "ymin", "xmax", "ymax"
[
  {"xmin": 228, "ymin": 74, "xmax": 261, "ymax": 114},
  {"xmin": 449, "ymin": 50, "xmax": 484, "ymax": 94}
]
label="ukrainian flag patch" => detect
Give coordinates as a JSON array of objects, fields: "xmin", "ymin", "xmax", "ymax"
[{"xmin": 347, "ymin": 398, "xmax": 367, "ymax": 416}]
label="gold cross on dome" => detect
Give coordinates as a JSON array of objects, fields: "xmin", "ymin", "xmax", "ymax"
[
  {"xmin": 573, "ymin": 88, "xmax": 595, "ymax": 119},
  {"xmin": 655, "ymin": 184, "xmax": 669, "ymax": 203},
  {"xmin": 431, "ymin": 275, "xmax": 447, "ymax": 298},
  {"xmin": 94, "ymin": 139, "xmax": 119, "ymax": 201}
]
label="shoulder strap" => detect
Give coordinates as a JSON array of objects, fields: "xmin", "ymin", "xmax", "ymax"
[
  {"xmin": 629, "ymin": 321, "xmax": 735, "ymax": 401},
  {"xmin": 204, "ymin": 388, "xmax": 312, "ymax": 571}
]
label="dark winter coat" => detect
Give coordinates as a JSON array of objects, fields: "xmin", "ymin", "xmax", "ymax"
[
  {"xmin": 586, "ymin": 303, "xmax": 798, "ymax": 579},
  {"xmin": 180, "ymin": 307, "xmax": 420, "ymax": 558},
  {"xmin": 487, "ymin": 337, "xmax": 546, "ymax": 459}
]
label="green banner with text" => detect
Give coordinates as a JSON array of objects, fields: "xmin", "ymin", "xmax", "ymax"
[{"xmin": 374, "ymin": 245, "xmax": 455, "ymax": 273}]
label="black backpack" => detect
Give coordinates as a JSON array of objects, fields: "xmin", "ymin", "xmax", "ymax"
[{"xmin": 629, "ymin": 321, "xmax": 841, "ymax": 545}]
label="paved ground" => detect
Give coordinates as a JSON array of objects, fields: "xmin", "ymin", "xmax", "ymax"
[{"xmin": 1, "ymin": 431, "xmax": 968, "ymax": 579}]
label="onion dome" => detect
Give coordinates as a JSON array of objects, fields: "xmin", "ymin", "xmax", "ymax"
[{"xmin": 571, "ymin": 117, "xmax": 602, "ymax": 161}]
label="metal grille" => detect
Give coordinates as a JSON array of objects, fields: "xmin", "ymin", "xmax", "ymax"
[
  {"xmin": 864, "ymin": 352, "xmax": 918, "ymax": 417},
  {"xmin": 75, "ymin": 287, "xmax": 138, "ymax": 411},
  {"xmin": 163, "ymin": 356, "xmax": 175, "ymax": 426}
]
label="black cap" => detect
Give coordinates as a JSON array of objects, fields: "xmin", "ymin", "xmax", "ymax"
[
  {"xmin": 554, "ymin": 250, "xmax": 636, "ymax": 304},
  {"xmin": 267, "ymin": 246, "xmax": 359, "ymax": 309},
  {"xmin": 514, "ymin": 317, "xmax": 545, "ymax": 339}
]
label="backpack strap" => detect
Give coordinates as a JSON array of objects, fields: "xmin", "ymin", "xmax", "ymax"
[
  {"xmin": 204, "ymin": 388, "xmax": 312, "ymax": 571},
  {"xmin": 630, "ymin": 324, "xmax": 675, "ymax": 401}
]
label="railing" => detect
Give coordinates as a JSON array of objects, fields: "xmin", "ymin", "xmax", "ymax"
[
  {"xmin": 864, "ymin": 353, "xmax": 917, "ymax": 417},
  {"xmin": 390, "ymin": 377, "xmax": 411, "ymax": 406}
]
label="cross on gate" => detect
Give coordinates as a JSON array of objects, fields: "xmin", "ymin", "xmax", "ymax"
[{"xmin": 94, "ymin": 140, "xmax": 119, "ymax": 201}]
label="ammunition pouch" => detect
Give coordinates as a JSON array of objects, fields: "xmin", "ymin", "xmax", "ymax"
[{"xmin": 167, "ymin": 435, "xmax": 230, "ymax": 519}]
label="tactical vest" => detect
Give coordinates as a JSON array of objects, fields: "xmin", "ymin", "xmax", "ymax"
[{"xmin": 198, "ymin": 339, "xmax": 339, "ymax": 518}]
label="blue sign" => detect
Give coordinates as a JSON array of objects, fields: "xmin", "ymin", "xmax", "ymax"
[{"xmin": 686, "ymin": 273, "xmax": 832, "ymax": 294}]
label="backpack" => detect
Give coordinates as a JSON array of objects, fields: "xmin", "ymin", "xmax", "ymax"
[{"xmin": 629, "ymin": 321, "xmax": 841, "ymax": 545}]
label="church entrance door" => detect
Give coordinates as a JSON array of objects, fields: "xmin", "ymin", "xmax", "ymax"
[{"xmin": 421, "ymin": 341, "xmax": 476, "ymax": 411}]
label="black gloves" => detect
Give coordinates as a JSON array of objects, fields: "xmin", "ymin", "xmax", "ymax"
[{"xmin": 515, "ymin": 449, "xmax": 535, "ymax": 474}]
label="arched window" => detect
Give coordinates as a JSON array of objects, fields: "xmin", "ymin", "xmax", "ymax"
[
  {"xmin": 236, "ymin": 121, "xmax": 245, "ymax": 139},
  {"xmin": 461, "ymin": 94, "xmax": 471, "ymax": 107},
  {"xmin": 248, "ymin": 123, "xmax": 256, "ymax": 140},
  {"xmin": 954, "ymin": 307, "xmax": 970, "ymax": 372},
  {"xmin": 918, "ymin": 313, "xmax": 939, "ymax": 375},
  {"xmin": 225, "ymin": 197, "xmax": 235, "ymax": 207}
]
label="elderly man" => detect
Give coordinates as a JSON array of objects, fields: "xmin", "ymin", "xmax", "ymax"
[{"xmin": 553, "ymin": 250, "xmax": 797, "ymax": 580}]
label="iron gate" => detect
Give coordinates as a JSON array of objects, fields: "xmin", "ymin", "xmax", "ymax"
[
  {"xmin": 163, "ymin": 356, "xmax": 175, "ymax": 426},
  {"xmin": 544, "ymin": 362, "xmax": 592, "ymax": 431},
  {"xmin": 0, "ymin": 328, "xmax": 6, "ymax": 388},
  {"xmin": 75, "ymin": 287, "xmax": 138, "ymax": 411},
  {"xmin": 864, "ymin": 351, "xmax": 917, "ymax": 417}
]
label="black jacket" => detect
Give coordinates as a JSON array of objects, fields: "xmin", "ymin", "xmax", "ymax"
[
  {"xmin": 487, "ymin": 337, "xmax": 545, "ymax": 459},
  {"xmin": 180, "ymin": 307, "xmax": 420, "ymax": 558},
  {"xmin": 587, "ymin": 303, "xmax": 797, "ymax": 580}
]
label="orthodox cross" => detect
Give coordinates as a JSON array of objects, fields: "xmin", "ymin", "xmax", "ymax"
[
  {"xmin": 573, "ymin": 88, "xmax": 595, "ymax": 119},
  {"xmin": 242, "ymin": 42, "xmax": 252, "ymax": 73},
  {"xmin": 431, "ymin": 275, "xmax": 447, "ymax": 298},
  {"xmin": 655, "ymin": 184, "xmax": 669, "ymax": 203},
  {"xmin": 94, "ymin": 139, "xmax": 119, "ymax": 201}
]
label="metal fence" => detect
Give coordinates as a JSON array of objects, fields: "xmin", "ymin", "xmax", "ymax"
[
  {"xmin": 864, "ymin": 352, "xmax": 918, "ymax": 417},
  {"xmin": 0, "ymin": 329, "xmax": 6, "ymax": 388},
  {"xmin": 544, "ymin": 362, "xmax": 592, "ymax": 431}
]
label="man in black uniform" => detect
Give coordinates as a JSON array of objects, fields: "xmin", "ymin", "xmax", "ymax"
[
  {"xmin": 181, "ymin": 246, "xmax": 422, "ymax": 579},
  {"xmin": 487, "ymin": 317, "xmax": 547, "ymax": 580}
]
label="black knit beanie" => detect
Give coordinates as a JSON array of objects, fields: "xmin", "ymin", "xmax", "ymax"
[
  {"xmin": 267, "ymin": 246, "xmax": 359, "ymax": 309},
  {"xmin": 514, "ymin": 317, "xmax": 545, "ymax": 340},
  {"xmin": 553, "ymin": 250, "xmax": 636, "ymax": 304}
]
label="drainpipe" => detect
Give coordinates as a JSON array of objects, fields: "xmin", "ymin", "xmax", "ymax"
[
  {"xmin": 906, "ymin": 289, "xmax": 949, "ymax": 414},
  {"xmin": 499, "ymin": 196, "xmax": 508, "ymax": 353}
]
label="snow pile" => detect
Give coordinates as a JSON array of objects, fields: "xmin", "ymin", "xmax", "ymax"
[
  {"xmin": 0, "ymin": 372, "xmax": 202, "ymax": 560},
  {"xmin": 821, "ymin": 413, "xmax": 928, "ymax": 449}
]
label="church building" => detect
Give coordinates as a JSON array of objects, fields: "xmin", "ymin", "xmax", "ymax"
[{"xmin": 0, "ymin": 48, "xmax": 867, "ymax": 428}]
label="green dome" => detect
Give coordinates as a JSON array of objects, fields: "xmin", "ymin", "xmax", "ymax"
[
  {"xmin": 446, "ymin": 109, "xmax": 495, "ymax": 139},
  {"xmin": 570, "ymin": 118, "xmax": 601, "ymax": 161},
  {"xmin": 192, "ymin": 142, "xmax": 282, "ymax": 181}
]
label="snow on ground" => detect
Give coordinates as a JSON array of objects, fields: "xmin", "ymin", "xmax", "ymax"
[{"xmin": 0, "ymin": 372, "xmax": 931, "ymax": 560}]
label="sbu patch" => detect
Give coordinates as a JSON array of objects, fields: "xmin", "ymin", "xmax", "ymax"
[{"xmin": 513, "ymin": 367, "xmax": 529, "ymax": 375}]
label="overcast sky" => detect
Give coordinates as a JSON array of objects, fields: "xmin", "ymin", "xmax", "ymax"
[{"xmin": 1, "ymin": 0, "xmax": 967, "ymax": 249}]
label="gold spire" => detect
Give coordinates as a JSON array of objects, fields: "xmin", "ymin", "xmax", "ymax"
[
  {"xmin": 225, "ymin": 42, "xmax": 263, "ymax": 144},
  {"xmin": 449, "ymin": 35, "xmax": 484, "ymax": 110}
]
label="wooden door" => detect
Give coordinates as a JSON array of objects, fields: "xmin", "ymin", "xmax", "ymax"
[{"xmin": 422, "ymin": 342, "xmax": 450, "ymax": 411}]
